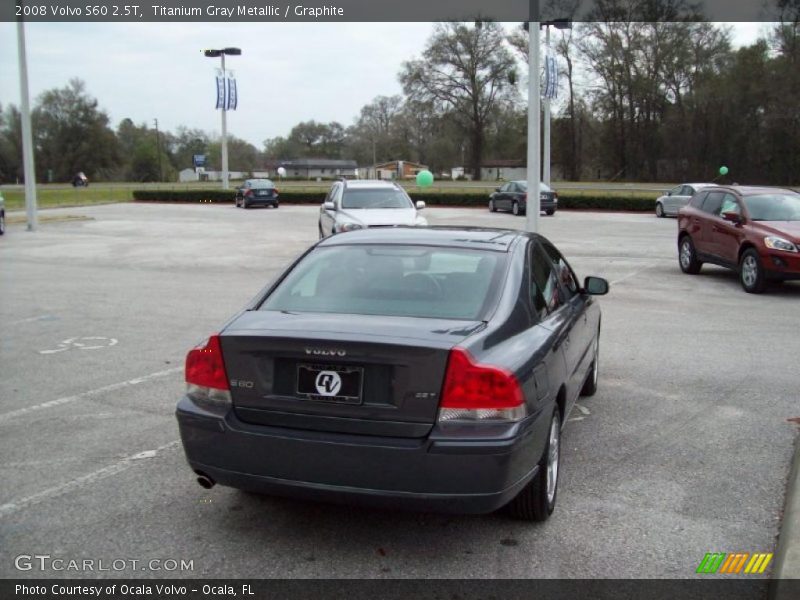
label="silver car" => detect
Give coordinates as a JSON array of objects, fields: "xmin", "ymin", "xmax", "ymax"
[
  {"xmin": 318, "ymin": 180, "xmax": 427, "ymax": 238},
  {"xmin": 655, "ymin": 183, "xmax": 712, "ymax": 218}
]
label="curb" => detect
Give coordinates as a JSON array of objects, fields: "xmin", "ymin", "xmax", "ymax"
[{"xmin": 770, "ymin": 432, "xmax": 800, "ymax": 598}]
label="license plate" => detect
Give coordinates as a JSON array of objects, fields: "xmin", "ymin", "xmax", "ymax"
[
  {"xmin": 257, "ymin": 190, "xmax": 269, "ymax": 196},
  {"xmin": 296, "ymin": 364, "xmax": 363, "ymax": 404}
]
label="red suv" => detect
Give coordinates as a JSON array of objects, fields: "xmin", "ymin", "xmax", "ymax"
[{"xmin": 677, "ymin": 186, "xmax": 800, "ymax": 293}]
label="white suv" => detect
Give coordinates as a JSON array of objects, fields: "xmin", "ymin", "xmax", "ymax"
[{"xmin": 318, "ymin": 180, "xmax": 427, "ymax": 238}]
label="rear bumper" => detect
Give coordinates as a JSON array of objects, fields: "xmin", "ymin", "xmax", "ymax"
[
  {"xmin": 176, "ymin": 396, "xmax": 549, "ymax": 514},
  {"xmin": 245, "ymin": 197, "xmax": 278, "ymax": 205}
]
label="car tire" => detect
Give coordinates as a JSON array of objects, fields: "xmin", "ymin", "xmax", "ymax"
[
  {"xmin": 678, "ymin": 236, "xmax": 702, "ymax": 274},
  {"xmin": 242, "ymin": 199, "xmax": 250, "ymax": 209},
  {"xmin": 235, "ymin": 197, "xmax": 240, "ymax": 208},
  {"xmin": 505, "ymin": 409, "xmax": 561, "ymax": 522},
  {"xmin": 0, "ymin": 210, "xmax": 5, "ymax": 235},
  {"xmin": 739, "ymin": 248, "xmax": 767, "ymax": 294},
  {"xmin": 273, "ymin": 202, "xmax": 279, "ymax": 209},
  {"xmin": 656, "ymin": 203, "xmax": 665, "ymax": 218},
  {"xmin": 512, "ymin": 201, "xmax": 520, "ymax": 216},
  {"xmin": 546, "ymin": 209, "xmax": 555, "ymax": 216},
  {"xmin": 489, "ymin": 199, "xmax": 497, "ymax": 212},
  {"xmin": 580, "ymin": 332, "xmax": 599, "ymax": 397}
]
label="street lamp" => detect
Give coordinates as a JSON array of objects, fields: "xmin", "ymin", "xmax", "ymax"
[
  {"xmin": 204, "ymin": 47, "xmax": 241, "ymax": 190},
  {"xmin": 523, "ymin": 13, "xmax": 572, "ymax": 233}
]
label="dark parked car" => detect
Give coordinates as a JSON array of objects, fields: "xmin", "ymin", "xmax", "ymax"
[
  {"xmin": 677, "ymin": 186, "xmax": 800, "ymax": 293},
  {"xmin": 235, "ymin": 179, "xmax": 279, "ymax": 209},
  {"xmin": 0, "ymin": 190, "xmax": 5, "ymax": 235},
  {"xmin": 72, "ymin": 172, "xmax": 89, "ymax": 187},
  {"xmin": 489, "ymin": 181, "xmax": 558, "ymax": 216},
  {"xmin": 177, "ymin": 227, "xmax": 609, "ymax": 521}
]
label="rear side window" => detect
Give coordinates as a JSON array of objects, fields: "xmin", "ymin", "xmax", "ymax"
[
  {"xmin": 529, "ymin": 243, "xmax": 563, "ymax": 319},
  {"xmin": 689, "ymin": 192, "xmax": 707, "ymax": 208},
  {"xmin": 701, "ymin": 192, "xmax": 724, "ymax": 214},
  {"xmin": 719, "ymin": 194, "xmax": 741, "ymax": 215},
  {"xmin": 261, "ymin": 245, "xmax": 506, "ymax": 320}
]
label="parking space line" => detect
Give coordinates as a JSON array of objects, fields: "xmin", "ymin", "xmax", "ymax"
[
  {"xmin": 0, "ymin": 441, "xmax": 180, "ymax": 519},
  {"xmin": 0, "ymin": 367, "xmax": 182, "ymax": 423},
  {"xmin": 610, "ymin": 264, "xmax": 655, "ymax": 285}
]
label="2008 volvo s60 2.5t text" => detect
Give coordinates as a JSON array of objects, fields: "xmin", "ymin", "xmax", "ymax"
[{"xmin": 176, "ymin": 227, "xmax": 609, "ymax": 521}]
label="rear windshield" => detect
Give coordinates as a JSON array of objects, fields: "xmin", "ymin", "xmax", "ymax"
[
  {"xmin": 341, "ymin": 188, "xmax": 412, "ymax": 209},
  {"xmin": 248, "ymin": 179, "xmax": 274, "ymax": 189},
  {"xmin": 743, "ymin": 194, "xmax": 800, "ymax": 221},
  {"xmin": 261, "ymin": 245, "xmax": 506, "ymax": 320}
]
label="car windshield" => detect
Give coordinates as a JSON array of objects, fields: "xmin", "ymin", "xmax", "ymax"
[
  {"xmin": 743, "ymin": 194, "xmax": 800, "ymax": 221},
  {"xmin": 261, "ymin": 245, "xmax": 506, "ymax": 320},
  {"xmin": 341, "ymin": 189, "xmax": 413, "ymax": 209}
]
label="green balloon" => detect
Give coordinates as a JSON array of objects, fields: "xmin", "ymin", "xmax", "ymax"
[
  {"xmin": 416, "ymin": 170, "xmax": 434, "ymax": 187},
  {"xmin": 719, "ymin": 166, "xmax": 729, "ymax": 176}
]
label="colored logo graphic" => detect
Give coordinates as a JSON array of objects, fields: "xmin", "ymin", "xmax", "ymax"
[{"xmin": 696, "ymin": 552, "xmax": 773, "ymax": 574}]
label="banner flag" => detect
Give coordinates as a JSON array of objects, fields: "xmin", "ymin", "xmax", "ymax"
[
  {"xmin": 227, "ymin": 77, "xmax": 237, "ymax": 110},
  {"xmin": 543, "ymin": 55, "xmax": 558, "ymax": 99},
  {"xmin": 215, "ymin": 75, "xmax": 225, "ymax": 109}
]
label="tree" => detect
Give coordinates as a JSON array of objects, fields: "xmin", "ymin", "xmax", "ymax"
[
  {"xmin": 32, "ymin": 78, "xmax": 120, "ymax": 182},
  {"xmin": 400, "ymin": 21, "xmax": 518, "ymax": 179},
  {"xmin": 0, "ymin": 104, "xmax": 22, "ymax": 183}
]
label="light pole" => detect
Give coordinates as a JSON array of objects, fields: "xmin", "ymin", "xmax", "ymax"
[
  {"xmin": 16, "ymin": 18, "xmax": 38, "ymax": 231},
  {"xmin": 525, "ymin": 2, "xmax": 542, "ymax": 234},
  {"xmin": 204, "ymin": 47, "xmax": 241, "ymax": 190}
]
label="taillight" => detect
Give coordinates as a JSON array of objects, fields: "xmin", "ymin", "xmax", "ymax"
[
  {"xmin": 438, "ymin": 348, "xmax": 526, "ymax": 422},
  {"xmin": 185, "ymin": 335, "xmax": 231, "ymax": 408},
  {"xmin": 244, "ymin": 189, "xmax": 253, "ymax": 197},
  {"xmin": 274, "ymin": 188, "xmax": 279, "ymax": 195}
]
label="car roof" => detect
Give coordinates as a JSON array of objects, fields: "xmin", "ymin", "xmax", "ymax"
[
  {"xmin": 317, "ymin": 226, "xmax": 527, "ymax": 252},
  {"xmin": 703, "ymin": 185, "xmax": 798, "ymax": 196},
  {"xmin": 340, "ymin": 179, "xmax": 399, "ymax": 190}
]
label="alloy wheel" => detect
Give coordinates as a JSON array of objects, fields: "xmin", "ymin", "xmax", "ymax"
[{"xmin": 546, "ymin": 413, "xmax": 561, "ymax": 506}]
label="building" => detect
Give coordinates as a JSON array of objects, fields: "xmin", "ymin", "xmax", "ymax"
[
  {"xmin": 369, "ymin": 160, "xmax": 429, "ymax": 180},
  {"xmin": 480, "ymin": 159, "xmax": 527, "ymax": 182},
  {"xmin": 268, "ymin": 159, "xmax": 358, "ymax": 179}
]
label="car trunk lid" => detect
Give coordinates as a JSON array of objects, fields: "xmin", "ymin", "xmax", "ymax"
[{"xmin": 219, "ymin": 311, "xmax": 485, "ymax": 438}]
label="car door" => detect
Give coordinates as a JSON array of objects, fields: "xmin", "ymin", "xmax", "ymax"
[
  {"xmin": 496, "ymin": 183, "xmax": 511, "ymax": 210},
  {"xmin": 529, "ymin": 241, "xmax": 588, "ymax": 411},
  {"xmin": 663, "ymin": 185, "xmax": 684, "ymax": 214},
  {"xmin": 697, "ymin": 191, "xmax": 725, "ymax": 258},
  {"xmin": 540, "ymin": 240, "xmax": 596, "ymax": 409},
  {"xmin": 709, "ymin": 193, "xmax": 745, "ymax": 266},
  {"xmin": 319, "ymin": 183, "xmax": 339, "ymax": 236}
]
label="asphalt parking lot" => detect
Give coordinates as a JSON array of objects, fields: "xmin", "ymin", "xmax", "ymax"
[{"xmin": 0, "ymin": 203, "xmax": 798, "ymax": 580}]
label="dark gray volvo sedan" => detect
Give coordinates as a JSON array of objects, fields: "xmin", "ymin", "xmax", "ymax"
[{"xmin": 177, "ymin": 227, "xmax": 608, "ymax": 521}]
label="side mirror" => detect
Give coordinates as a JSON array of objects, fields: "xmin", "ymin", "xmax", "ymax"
[
  {"xmin": 495, "ymin": 187, "xmax": 501, "ymax": 192},
  {"xmin": 416, "ymin": 200, "xmax": 426, "ymax": 210},
  {"xmin": 666, "ymin": 191, "xmax": 673, "ymax": 196},
  {"xmin": 583, "ymin": 276, "xmax": 609, "ymax": 296},
  {"xmin": 722, "ymin": 211, "xmax": 742, "ymax": 224},
  {"xmin": 323, "ymin": 201, "xmax": 335, "ymax": 211}
]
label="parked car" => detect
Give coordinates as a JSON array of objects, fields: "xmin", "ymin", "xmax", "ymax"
[
  {"xmin": 318, "ymin": 179, "xmax": 426, "ymax": 238},
  {"xmin": 489, "ymin": 181, "xmax": 558, "ymax": 216},
  {"xmin": 677, "ymin": 186, "xmax": 800, "ymax": 293},
  {"xmin": 235, "ymin": 179, "xmax": 279, "ymax": 209},
  {"xmin": 655, "ymin": 183, "xmax": 712, "ymax": 218},
  {"xmin": 0, "ymin": 191, "xmax": 5, "ymax": 235},
  {"xmin": 71, "ymin": 172, "xmax": 89, "ymax": 187},
  {"xmin": 176, "ymin": 226, "xmax": 609, "ymax": 521}
]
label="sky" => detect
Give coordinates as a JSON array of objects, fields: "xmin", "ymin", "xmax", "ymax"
[{"xmin": 0, "ymin": 22, "xmax": 775, "ymax": 149}]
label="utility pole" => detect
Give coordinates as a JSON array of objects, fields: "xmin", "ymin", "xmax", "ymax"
[
  {"xmin": 154, "ymin": 118, "xmax": 162, "ymax": 182},
  {"xmin": 17, "ymin": 18, "xmax": 38, "ymax": 231},
  {"xmin": 525, "ymin": 1, "xmax": 542, "ymax": 234}
]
